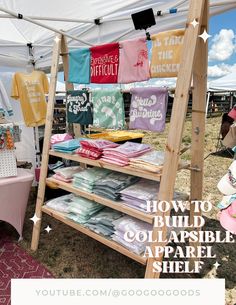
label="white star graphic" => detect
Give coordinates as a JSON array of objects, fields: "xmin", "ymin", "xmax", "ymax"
[
  {"xmin": 44, "ymin": 225, "xmax": 52, "ymax": 234},
  {"xmin": 54, "ymin": 36, "xmax": 60, "ymax": 43},
  {"xmin": 213, "ymin": 261, "xmax": 221, "ymax": 270},
  {"xmin": 199, "ymin": 30, "xmax": 211, "ymax": 43},
  {"xmin": 30, "ymin": 213, "xmax": 41, "ymax": 225},
  {"xmin": 190, "ymin": 19, "xmax": 199, "ymax": 28}
]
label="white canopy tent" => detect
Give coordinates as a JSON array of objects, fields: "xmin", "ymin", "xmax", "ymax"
[
  {"xmin": 209, "ymin": 71, "xmax": 236, "ymax": 92},
  {"xmin": 0, "ymin": 0, "xmax": 235, "ymax": 173},
  {"xmin": 0, "ymin": 0, "xmax": 235, "ymax": 70}
]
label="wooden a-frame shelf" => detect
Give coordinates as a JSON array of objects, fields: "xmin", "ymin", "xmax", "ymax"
[
  {"xmin": 46, "ymin": 177, "xmax": 155, "ymax": 224},
  {"xmin": 49, "ymin": 150, "xmax": 189, "ymax": 182},
  {"xmin": 42, "ymin": 205, "xmax": 147, "ymax": 265},
  {"xmin": 49, "ymin": 150, "xmax": 162, "ymax": 181},
  {"xmin": 31, "ymin": 0, "xmax": 209, "ymax": 279}
]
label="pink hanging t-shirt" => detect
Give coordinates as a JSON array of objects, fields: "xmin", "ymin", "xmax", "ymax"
[{"xmin": 118, "ymin": 38, "xmax": 150, "ymax": 84}]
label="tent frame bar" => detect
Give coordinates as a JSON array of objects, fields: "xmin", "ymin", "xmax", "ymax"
[
  {"xmin": 0, "ymin": 1, "xmax": 234, "ymax": 25},
  {"xmin": 0, "ymin": 6, "xmax": 93, "ymax": 46},
  {"xmin": 0, "ymin": 13, "xmax": 94, "ymax": 24}
]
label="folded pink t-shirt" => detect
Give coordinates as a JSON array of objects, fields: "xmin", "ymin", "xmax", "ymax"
[
  {"xmin": 103, "ymin": 142, "xmax": 151, "ymax": 158},
  {"xmin": 50, "ymin": 133, "xmax": 73, "ymax": 146}
]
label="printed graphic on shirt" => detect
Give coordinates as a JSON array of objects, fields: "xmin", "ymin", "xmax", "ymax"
[
  {"xmin": 134, "ymin": 49, "xmax": 148, "ymax": 67},
  {"xmin": 67, "ymin": 90, "xmax": 93, "ymax": 125},
  {"xmin": 90, "ymin": 43, "xmax": 119, "ymax": 83},
  {"xmin": 118, "ymin": 38, "xmax": 150, "ymax": 84},
  {"xmin": 92, "ymin": 90, "xmax": 125, "ymax": 129},
  {"xmin": 151, "ymin": 29, "xmax": 185, "ymax": 78},
  {"xmin": 129, "ymin": 87, "xmax": 168, "ymax": 132},
  {"xmin": 11, "ymin": 71, "xmax": 49, "ymax": 127}
]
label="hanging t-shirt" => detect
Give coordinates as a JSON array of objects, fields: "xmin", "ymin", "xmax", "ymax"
[
  {"xmin": 92, "ymin": 90, "xmax": 125, "ymax": 129},
  {"xmin": 118, "ymin": 38, "xmax": 150, "ymax": 83},
  {"xmin": 67, "ymin": 90, "xmax": 93, "ymax": 125},
  {"xmin": 0, "ymin": 79, "xmax": 13, "ymax": 116},
  {"xmin": 11, "ymin": 71, "xmax": 49, "ymax": 127},
  {"xmin": 68, "ymin": 48, "xmax": 90, "ymax": 84},
  {"xmin": 129, "ymin": 87, "xmax": 168, "ymax": 132},
  {"xmin": 90, "ymin": 43, "xmax": 119, "ymax": 83},
  {"xmin": 150, "ymin": 29, "xmax": 185, "ymax": 78}
]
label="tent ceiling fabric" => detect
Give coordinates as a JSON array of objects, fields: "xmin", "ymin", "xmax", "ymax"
[{"xmin": 0, "ymin": 0, "xmax": 235, "ymax": 70}]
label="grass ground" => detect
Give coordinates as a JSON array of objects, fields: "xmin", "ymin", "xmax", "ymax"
[{"xmin": 1, "ymin": 116, "xmax": 235, "ymax": 304}]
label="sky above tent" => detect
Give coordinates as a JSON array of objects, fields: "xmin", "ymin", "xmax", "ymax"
[{"xmin": 208, "ymin": 8, "xmax": 236, "ymax": 79}]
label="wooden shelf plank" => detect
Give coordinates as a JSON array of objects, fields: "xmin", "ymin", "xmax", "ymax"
[
  {"xmin": 42, "ymin": 205, "xmax": 147, "ymax": 265},
  {"xmin": 46, "ymin": 177, "xmax": 154, "ymax": 224},
  {"xmin": 49, "ymin": 150, "xmax": 162, "ymax": 181}
]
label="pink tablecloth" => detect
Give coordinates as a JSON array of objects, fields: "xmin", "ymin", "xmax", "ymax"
[{"xmin": 0, "ymin": 168, "xmax": 34, "ymax": 238}]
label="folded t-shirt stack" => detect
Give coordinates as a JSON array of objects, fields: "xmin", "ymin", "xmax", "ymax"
[
  {"xmin": 84, "ymin": 207, "xmax": 123, "ymax": 236},
  {"xmin": 50, "ymin": 133, "xmax": 73, "ymax": 146},
  {"xmin": 120, "ymin": 179, "xmax": 189, "ymax": 213},
  {"xmin": 120, "ymin": 179, "xmax": 160, "ymax": 213},
  {"xmin": 73, "ymin": 167, "xmax": 111, "ymax": 192},
  {"xmin": 93, "ymin": 171, "xmax": 140, "ymax": 200},
  {"xmin": 52, "ymin": 138, "xmax": 83, "ymax": 154},
  {"xmin": 67, "ymin": 196, "xmax": 104, "ymax": 224},
  {"xmin": 112, "ymin": 215, "xmax": 152, "ymax": 254},
  {"xmin": 46, "ymin": 194, "xmax": 73, "ymax": 213},
  {"xmin": 46, "ymin": 193, "xmax": 104, "ymax": 224},
  {"xmin": 52, "ymin": 166, "xmax": 83, "ymax": 183},
  {"xmin": 76, "ymin": 139, "xmax": 119, "ymax": 160},
  {"xmin": 129, "ymin": 151, "xmax": 165, "ymax": 173},
  {"xmin": 101, "ymin": 142, "xmax": 152, "ymax": 166}
]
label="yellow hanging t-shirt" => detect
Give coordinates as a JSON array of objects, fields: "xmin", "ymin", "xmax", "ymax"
[
  {"xmin": 11, "ymin": 71, "xmax": 49, "ymax": 127},
  {"xmin": 150, "ymin": 29, "xmax": 185, "ymax": 78}
]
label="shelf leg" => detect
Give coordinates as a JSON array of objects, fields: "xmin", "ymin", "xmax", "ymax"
[
  {"xmin": 189, "ymin": 0, "xmax": 208, "ymax": 269},
  {"xmin": 145, "ymin": 0, "xmax": 207, "ymax": 278},
  {"xmin": 31, "ymin": 33, "xmax": 62, "ymax": 251}
]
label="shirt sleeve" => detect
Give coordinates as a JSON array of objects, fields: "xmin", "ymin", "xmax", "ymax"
[
  {"xmin": 11, "ymin": 73, "xmax": 19, "ymax": 100},
  {"xmin": 43, "ymin": 73, "xmax": 49, "ymax": 94}
]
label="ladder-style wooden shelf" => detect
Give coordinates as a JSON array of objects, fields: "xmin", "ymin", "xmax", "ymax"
[
  {"xmin": 46, "ymin": 177, "xmax": 155, "ymax": 223},
  {"xmin": 31, "ymin": 0, "xmax": 209, "ymax": 279},
  {"xmin": 42, "ymin": 205, "xmax": 147, "ymax": 265},
  {"xmin": 49, "ymin": 150, "xmax": 189, "ymax": 182},
  {"xmin": 49, "ymin": 150, "xmax": 162, "ymax": 181}
]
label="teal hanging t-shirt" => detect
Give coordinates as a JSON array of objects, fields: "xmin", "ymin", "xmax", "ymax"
[
  {"xmin": 68, "ymin": 48, "xmax": 90, "ymax": 84},
  {"xmin": 92, "ymin": 90, "xmax": 125, "ymax": 129}
]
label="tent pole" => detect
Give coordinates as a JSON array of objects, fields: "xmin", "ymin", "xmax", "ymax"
[
  {"xmin": 33, "ymin": 24, "xmax": 96, "ymax": 61},
  {"xmin": 0, "ymin": 13, "xmax": 93, "ymax": 23},
  {"xmin": 145, "ymin": 0, "xmax": 207, "ymax": 279},
  {"xmin": 0, "ymin": 6, "xmax": 92, "ymax": 46},
  {"xmin": 205, "ymin": 92, "xmax": 211, "ymax": 118}
]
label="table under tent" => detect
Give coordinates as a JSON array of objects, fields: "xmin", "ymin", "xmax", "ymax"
[{"xmin": 0, "ymin": 0, "xmax": 235, "ymax": 283}]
